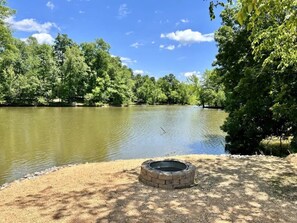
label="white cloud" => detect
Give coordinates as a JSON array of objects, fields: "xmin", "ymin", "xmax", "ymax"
[
  {"xmin": 4, "ymin": 16, "xmax": 59, "ymax": 33},
  {"xmin": 159, "ymin": 44, "xmax": 175, "ymax": 50},
  {"xmin": 120, "ymin": 57, "xmax": 137, "ymax": 66},
  {"xmin": 130, "ymin": 42, "xmax": 143, "ymax": 49},
  {"xmin": 79, "ymin": 10, "xmax": 85, "ymax": 14},
  {"xmin": 32, "ymin": 33, "xmax": 55, "ymax": 44},
  {"xmin": 151, "ymin": 41, "xmax": 155, "ymax": 44},
  {"xmin": 183, "ymin": 71, "xmax": 201, "ymax": 78},
  {"xmin": 118, "ymin": 4, "xmax": 130, "ymax": 18},
  {"xmin": 125, "ymin": 31, "xmax": 133, "ymax": 36},
  {"xmin": 166, "ymin": 45, "xmax": 175, "ymax": 50},
  {"xmin": 176, "ymin": 18, "xmax": 190, "ymax": 26},
  {"xmin": 133, "ymin": 70, "xmax": 144, "ymax": 75},
  {"xmin": 46, "ymin": 1, "xmax": 55, "ymax": 10},
  {"xmin": 181, "ymin": 19, "xmax": 189, "ymax": 23},
  {"xmin": 160, "ymin": 29, "xmax": 214, "ymax": 45},
  {"xmin": 21, "ymin": 33, "xmax": 55, "ymax": 45}
]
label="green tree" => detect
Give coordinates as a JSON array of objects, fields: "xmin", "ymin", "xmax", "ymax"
[
  {"xmin": 0, "ymin": 39, "xmax": 41, "ymax": 105},
  {"xmin": 199, "ymin": 69, "xmax": 225, "ymax": 108},
  {"xmin": 157, "ymin": 74, "xmax": 180, "ymax": 104},
  {"xmin": 214, "ymin": 1, "xmax": 297, "ymax": 154},
  {"xmin": 152, "ymin": 87, "xmax": 168, "ymax": 104},
  {"xmin": 133, "ymin": 75, "xmax": 161, "ymax": 104},
  {"xmin": 214, "ymin": 5, "xmax": 272, "ymax": 154},
  {"xmin": 136, "ymin": 76, "xmax": 154, "ymax": 104},
  {"xmin": 80, "ymin": 39, "xmax": 111, "ymax": 93},
  {"xmin": 83, "ymin": 41, "xmax": 134, "ymax": 106},
  {"xmin": 60, "ymin": 45, "xmax": 89, "ymax": 103},
  {"xmin": 84, "ymin": 74, "xmax": 111, "ymax": 105},
  {"xmin": 0, "ymin": 0, "xmax": 15, "ymax": 103},
  {"xmin": 53, "ymin": 34, "xmax": 74, "ymax": 66},
  {"xmin": 108, "ymin": 64, "xmax": 133, "ymax": 106},
  {"xmin": 25, "ymin": 37, "xmax": 58, "ymax": 104},
  {"xmin": 0, "ymin": 0, "xmax": 15, "ymax": 53},
  {"xmin": 186, "ymin": 74, "xmax": 201, "ymax": 105},
  {"xmin": 242, "ymin": 0, "xmax": 297, "ymax": 149},
  {"xmin": 53, "ymin": 34, "xmax": 76, "ymax": 100}
]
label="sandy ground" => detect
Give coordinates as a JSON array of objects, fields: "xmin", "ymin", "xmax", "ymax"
[{"xmin": 0, "ymin": 154, "xmax": 297, "ymax": 223}]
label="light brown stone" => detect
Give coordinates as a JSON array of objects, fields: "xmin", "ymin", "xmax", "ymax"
[
  {"xmin": 158, "ymin": 173, "xmax": 173, "ymax": 180},
  {"xmin": 140, "ymin": 174, "xmax": 152, "ymax": 182},
  {"xmin": 147, "ymin": 170, "xmax": 159, "ymax": 178},
  {"xmin": 152, "ymin": 178, "xmax": 166, "ymax": 185}
]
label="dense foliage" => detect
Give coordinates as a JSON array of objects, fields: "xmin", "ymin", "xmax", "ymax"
[
  {"xmin": 0, "ymin": 1, "xmax": 225, "ymax": 107},
  {"xmin": 198, "ymin": 69, "xmax": 225, "ymax": 108},
  {"xmin": 0, "ymin": 35, "xmax": 202, "ymax": 106},
  {"xmin": 214, "ymin": 0, "xmax": 297, "ymax": 154}
]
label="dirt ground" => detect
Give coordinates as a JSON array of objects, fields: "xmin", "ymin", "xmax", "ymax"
[{"xmin": 0, "ymin": 154, "xmax": 297, "ymax": 223}]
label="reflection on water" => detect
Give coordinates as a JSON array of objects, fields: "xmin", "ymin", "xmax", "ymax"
[{"xmin": 0, "ymin": 106, "xmax": 227, "ymax": 185}]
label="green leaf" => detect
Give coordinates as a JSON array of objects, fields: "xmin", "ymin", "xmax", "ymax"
[
  {"xmin": 248, "ymin": 4, "xmax": 253, "ymax": 13},
  {"xmin": 237, "ymin": 11, "xmax": 244, "ymax": 25}
]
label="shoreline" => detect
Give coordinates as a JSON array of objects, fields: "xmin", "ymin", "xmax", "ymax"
[
  {"xmin": 1, "ymin": 154, "xmax": 296, "ymax": 190},
  {"xmin": 0, "ymin": 164, "xmax": 78, "ymax": 191},
  {"xmin": 0, "ymin": 103, "xmax": 200, "ymax": 108},
  {"xmin": 0, "ymin": 154, "xmax": 257, "ymax": 190},
  {"xmin": 1, "ymin": 154, "xmax": 297, "ymax": 223}
]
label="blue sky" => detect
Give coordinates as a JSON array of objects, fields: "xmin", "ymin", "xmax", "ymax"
[{"xmin": 5, "ymin": 0, "xmax": 223, "ymax": 81}]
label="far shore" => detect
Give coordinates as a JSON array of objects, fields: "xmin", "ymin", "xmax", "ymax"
[
  {"xmin": 1, "ymin": 154, "xmax": 297, "ymax": 223},
  {"xmin": 0, "ymin": 103, "xmax": 224, "ymax": 109}
]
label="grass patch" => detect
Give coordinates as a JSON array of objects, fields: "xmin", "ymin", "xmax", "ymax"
[{"xmin": 260, "ymin": 137, "xmax": 294, "ymax": 157}]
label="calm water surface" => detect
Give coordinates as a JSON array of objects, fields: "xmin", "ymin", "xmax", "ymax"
[{"xmin": 0, "ymin": 106, "xmax": 227, "ymax": 185}]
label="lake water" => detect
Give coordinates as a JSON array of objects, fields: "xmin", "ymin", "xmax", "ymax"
[{"xmin": 0, "ymin": 106, "xmax": 227, "ymax": 185}]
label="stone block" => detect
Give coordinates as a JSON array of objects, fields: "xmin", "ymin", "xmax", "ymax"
[
  {"xmin": 147, "ymin": 170, "xmax": 159, "ymax": 178},
  {"xmin": 152, "ymin": 178, "xmax": 166, "ymax": 185},
  {"xmin": 141, "ymin": 174, "xmax": 152, "ymax": 182},
  {"xmin": 180, "ymin": 178, "xmax": 191, "ymax": 184},
  {"xmin": 158, "ymin": 184, "xmax": 174, "ymax": 190},
  {"xmin": 165, "ymin": 180, "xmax": 173, "ymax": 185},
  {"xmin": 173, "ymin": 179, "xmax": 180, "ymax": 185},
  {"xmin": 172, "ymin": 171, "xmax": 187, "ymax": 180},
  {"xmin": 158, "ymin": 173, "xmax": 173, "ymax": 180}
]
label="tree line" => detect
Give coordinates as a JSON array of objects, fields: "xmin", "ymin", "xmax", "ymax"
[
  {"xmin": 0, "ymin": 1, "xmax": 225, "ymax": 107},
  {"xmin": 0, "ymin": 33, "xmax": 223, "ymax": 107}
]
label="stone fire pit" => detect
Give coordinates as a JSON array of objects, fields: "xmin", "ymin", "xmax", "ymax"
[{"xmin": 139, "ymin": 159, "xmax": 196, "ymax": 189}]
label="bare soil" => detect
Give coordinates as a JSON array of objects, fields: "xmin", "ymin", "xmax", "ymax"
[{"xmin": 0, "ymin": 154, "xmax": 297, "ymax": 223}]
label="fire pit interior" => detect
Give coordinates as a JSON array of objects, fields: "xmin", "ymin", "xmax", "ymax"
[
  {"xmin": 139, "ymin": 159, "xmax": 196, "ymax": 189},
  {"xmin": 150, "ymin": 160, "xmax": 187, "ymax": 172}
]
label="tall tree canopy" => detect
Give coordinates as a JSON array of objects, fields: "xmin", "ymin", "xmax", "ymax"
[
  {"xmin": 214, "ymin": 0, "xmax": 297, "ymax": 154},
  {"xmin": 0, "ymin": 0, "xmax": 14, "ymax": 52},
  {"xmin": 198, "ymin": 69, "xmax": 225, "ymax": 108}
]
